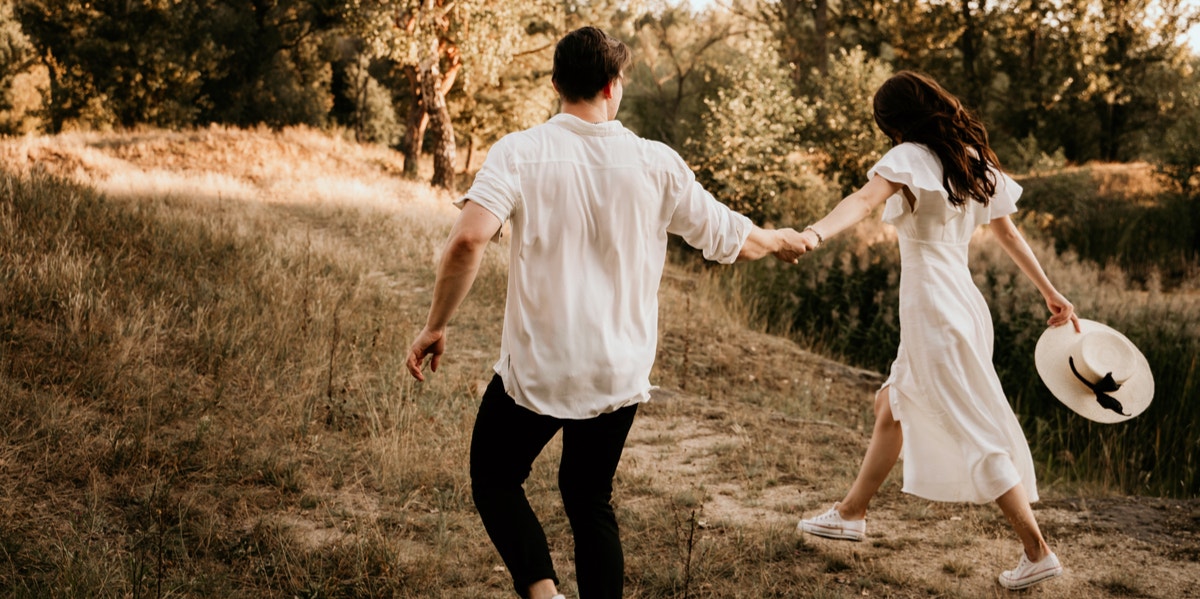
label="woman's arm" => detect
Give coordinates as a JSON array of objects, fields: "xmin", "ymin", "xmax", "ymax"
[
  {"xmin": 989, "ymin": 215, "xmax": 1081, "ymax": 331},
  {"xmin": 798, "ymin": 175, "xmax": 903, "ymax": 247}
]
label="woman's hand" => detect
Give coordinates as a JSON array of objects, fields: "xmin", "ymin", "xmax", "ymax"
[
  {"xmin": 772, "ymin": 228, "xmax": 816, "ymax": 263},
  {"xmin": 1044, "ymin": 292, "xmax": 1081, "ymax": 332}
]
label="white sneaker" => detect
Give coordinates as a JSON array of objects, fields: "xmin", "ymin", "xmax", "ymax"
[
  {"xmin": 998, "ymin": 552, "xmax": 1063, "ymax": 590},
  {"xmin": 797, "ymin": 503, "xmax": 865, "ymax": 541}
]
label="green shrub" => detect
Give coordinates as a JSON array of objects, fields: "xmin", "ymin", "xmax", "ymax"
[
  {"xmin": 1017, "ymin": 167, "xmax": 1200, "ymax": 289},
  {"xmin": 683, "ymin": 32, "xmax": 836, "ymax": 225},
  {"xmin": 797, "ymin": 48, "xmax": 893, "ymax": 195},
  {"xmin": 1156, "ymin": 90, "xmax": 1200, "ymax": 196}
]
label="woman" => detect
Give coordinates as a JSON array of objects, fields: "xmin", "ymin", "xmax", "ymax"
[{"xmin": 794, "ymin": 71, "xmax": 1079, "ymax": 591}]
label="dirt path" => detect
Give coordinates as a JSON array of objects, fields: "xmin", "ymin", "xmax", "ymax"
[{"xmin": 623, "ymin": 386, "xmax": 1200, "ymax": 598}]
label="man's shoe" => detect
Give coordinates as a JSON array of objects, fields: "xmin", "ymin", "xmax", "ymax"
[
  {"xmin": 797, "ymin": 504, "xmax": 865, "ymax": 541},
  {"xmin": 998, "ymin": 552, "xmax": 1063, "ymax": 590}
]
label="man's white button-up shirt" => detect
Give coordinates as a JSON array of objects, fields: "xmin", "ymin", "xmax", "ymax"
[{"xmin": 457, "ymin": 113, "xmax": 752, "ymax": 419}]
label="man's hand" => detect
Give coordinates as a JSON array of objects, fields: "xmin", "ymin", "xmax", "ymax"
[
  {"xmin": 406, "ymin": 327, "xmax": 446, "ymax": 381},
  {"xmin": 772, "ymin": 228, "xmax": 817, "ymax": 263}
]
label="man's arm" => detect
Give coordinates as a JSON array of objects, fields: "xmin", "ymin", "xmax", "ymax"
[{"xmin": 406, "ymin": 201, "xmax": 503, "ymax": 381}]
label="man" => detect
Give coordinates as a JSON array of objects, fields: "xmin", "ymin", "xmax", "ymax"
[{"xmin": 405, "ymin": 26, "xmax": 812, "ymax": 599}]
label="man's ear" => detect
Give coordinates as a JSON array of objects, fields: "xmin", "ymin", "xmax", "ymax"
[{"xmin": 602, "ymin": 80, "xmax": 615, "ymax": 99}]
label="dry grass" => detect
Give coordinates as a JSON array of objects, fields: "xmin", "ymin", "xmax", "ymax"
[{"xmin": 2, "ymin": 127, "xmax": 1197, "ymax": 598}]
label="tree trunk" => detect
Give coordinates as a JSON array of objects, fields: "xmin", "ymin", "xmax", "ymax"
[
  {"xmin": 1021, "ymin": 0, "xmax": 1042, "ymax": 138},
  {"xmin": 400, "ymin": 65, "xmax": 429, "ymax": 179},
  {"xmin": 813, "ymin": 0, "xmax": 829, "ymax": 76},
  {"xmin": 41, "ymin": 56, "xmax": 63, "ymax": 134},
  {"xmin": 959, "ymin": 0, "xmax": 981, "ymax": 109},
  {"xmin": 423, "ymin": 61, "xmax": 457, "ymax": 190}
]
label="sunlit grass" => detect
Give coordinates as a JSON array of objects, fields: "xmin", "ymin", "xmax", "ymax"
[{"xmin": 4, "ymin": 128, "xmax": 1197, "ymax": 596}]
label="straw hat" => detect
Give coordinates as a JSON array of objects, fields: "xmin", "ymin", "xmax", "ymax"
[{"xmin": 1034, "ymin": 319, "xmax": 1153, "ymax": 423}]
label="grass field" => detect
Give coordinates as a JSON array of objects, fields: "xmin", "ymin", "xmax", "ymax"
[{"xmin": 2, "ymin": 127, "xmax": 1198, "ymax": 598}]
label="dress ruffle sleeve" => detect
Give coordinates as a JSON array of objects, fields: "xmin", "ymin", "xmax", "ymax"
[
  {"xmin": 868, "ymin": 144, "xmax": 956, "ymax": 225},
  {"xmin": 984, "ymin": 170, "xmax": 1021, "ymax": 222}
]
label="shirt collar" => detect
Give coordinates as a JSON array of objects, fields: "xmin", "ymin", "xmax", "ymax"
[{"xmin": 550, "ymin": 113, "xmax": 627, "ymax": 136}]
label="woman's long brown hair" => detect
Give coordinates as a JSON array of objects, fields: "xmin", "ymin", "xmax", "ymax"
[{"xmin": 872, "ymin": 71, "xmax": 1000, "ymax": 207}]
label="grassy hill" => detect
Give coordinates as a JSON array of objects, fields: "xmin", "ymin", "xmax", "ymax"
[{"xmin": 2, "ymin": 127, "xmax": 1197, "ymax": 598}]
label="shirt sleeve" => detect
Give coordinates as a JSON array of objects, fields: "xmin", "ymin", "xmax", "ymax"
[
  {"xmin": 663, "ymin": 151, "xmax": 752, "ymax": 264},
  {"xmin": 455, "ymin": 136, "xmax": 520, "ymax": 226}
]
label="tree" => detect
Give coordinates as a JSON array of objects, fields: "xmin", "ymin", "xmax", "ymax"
[
  {"xmin": 799, "ymin": 47, "xmax": 892, "ymax": 194},
  {"xmin": 622, "ymin": 4, "xmax": 739, "ymax": 147},
  {"xmin": 14, "ymin": 0, "xmax": 344, "ymax": 131},
  {"xmin": 0, "ymin": 3, "xmax": 35, "ymax": 133},
  {"xmin": 1156, "ymin": 56, "xmax": 1200, "ymax": 195},
  {"xmin": 684, "ymin": 30, "xmax": 838, "ymax": 225},
  {"xmin": 196, "ymin": 0, "xmax": 345, "ymax": 128},
  {"xmin": 1087, "ymin": 0, "xmax": 1197, "ymax": 161},
  {"xmin": 345, "ymin": 0, "xmax": 533, "ymax": 188},
  {"xmin": 734, "ymin": 0, "xmax": 830, "ymax": 85}
]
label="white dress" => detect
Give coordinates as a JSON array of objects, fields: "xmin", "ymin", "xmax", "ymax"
[{"xmin": 870, "ymin": 143, "xmax": 1038, "ymax": 504}]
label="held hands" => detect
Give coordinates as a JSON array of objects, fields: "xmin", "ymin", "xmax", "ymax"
[
  {"xmin": 772, "ymin": 228, "xmax": 820, "ymax": 263},
  {"xmin": 406, "ymin": 326, "xmax": 446, "ymax": 381}
]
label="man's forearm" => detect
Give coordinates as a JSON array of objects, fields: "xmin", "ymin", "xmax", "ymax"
[
  {"xmin": 737, "ymin": 227, "xmax": 810, "ymax": 262},
  {"xmin": 736, "ymin": 227, "xmax": 782, "ymax": 261},
  {"xmin": 425, "ymin": 235, "xmax": 489, "ymax": 331}
]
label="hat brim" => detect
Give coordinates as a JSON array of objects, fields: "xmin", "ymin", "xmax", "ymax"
[{"xmin": 1034, "ymin": 319, "xmax": 1153, "ymax": 423}]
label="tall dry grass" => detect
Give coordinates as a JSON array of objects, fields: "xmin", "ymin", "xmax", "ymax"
[
  {"xmin": 4, "ymin": 128, "xmax": 1196, "ymax": 597},
  {"xmin": 0, "ymin": 128, "xmax": 901, "ymax": 597},
  {"xmin": 0, "ymin": 128, "xmax": 523, "ymax": 596}
]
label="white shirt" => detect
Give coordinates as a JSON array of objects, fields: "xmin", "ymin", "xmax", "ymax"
[{"xmin": 458, "ymin": 113, "xmax": 752, "ymax": 419}]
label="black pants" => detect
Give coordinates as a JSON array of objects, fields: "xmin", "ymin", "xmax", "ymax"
[{"xmin": 470, "ymin": 374, "xmax": 638, "ymax": 599}]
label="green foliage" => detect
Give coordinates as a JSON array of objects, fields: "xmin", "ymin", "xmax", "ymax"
[
  {"xmin": 1017, "ymin": 167, "xmax": 1200, "ymax": 288},
  {"xmin": 993, "ymin": 134, "xmax": 1068, "ymax": 175},
  {"xmin": 450, "ymin": 13, "xmax": 561, "ymax": 158},
  {"xmin": 346, "ymin": 0, "xmax": 528, "ymax": 87},
  {"xmin": 13, "ymin": 0, "xmax": 342, "ymax": 131},
  {"xmin": 738, "ymin": 233, "xmax": 902, "ymax": 369},
  {"xmin": 621, "ymin": 5, "xmax": 734, "ymax": 148},
  {"xmin": 337, "ymin": 56, "xmax": 401, "ymax": 146},
  {"xmin": 185, "ymin": 0, "xmax": 343, "ymax": 128},
  {"xmin": 798, "ymin": 47, "xmax": 892, "ymax": 195},
  {"xmin": 0, "ymin": 3, "xmax": 34, "ymax": 126},
  {"xmin": 1156, "ymin": 86, "xmax": 1200, "ymax": 196},
  {"xmin": 16, "ymin": 1, "xmax": 214, "ymax": 129},
  {"xmin": 682, "ymin": 32, "xmax": 833, "ymax": 225}
]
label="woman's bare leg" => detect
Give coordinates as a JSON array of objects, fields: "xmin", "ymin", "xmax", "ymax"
[
  {"xmin": 838, "ymin": 387, "xmax": 903, "ymax": 520},
  {"xmin": 995, "ymin": 483, "xmax": 1051, "ymax": 561},
  {"xmin": 528, "ymin": 579, "xmax": 558, "ymax": 599}
]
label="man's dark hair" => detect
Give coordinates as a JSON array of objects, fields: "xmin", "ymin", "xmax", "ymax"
[{"xmin": 552, "ymin": 26, "xmax": 631, "ymax": 103}]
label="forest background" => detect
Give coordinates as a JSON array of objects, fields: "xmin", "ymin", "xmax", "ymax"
[
  {"xmin": 7, "ymin": 0, "xmax": 1200, "ymax": 595},
  {"xmin": 4, "ymin": 0, "xmax": 1200, "ymax": 498},
  {"xmin": 4, "ymin": 0, "xmax": 1200, "ymax": 590}
]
